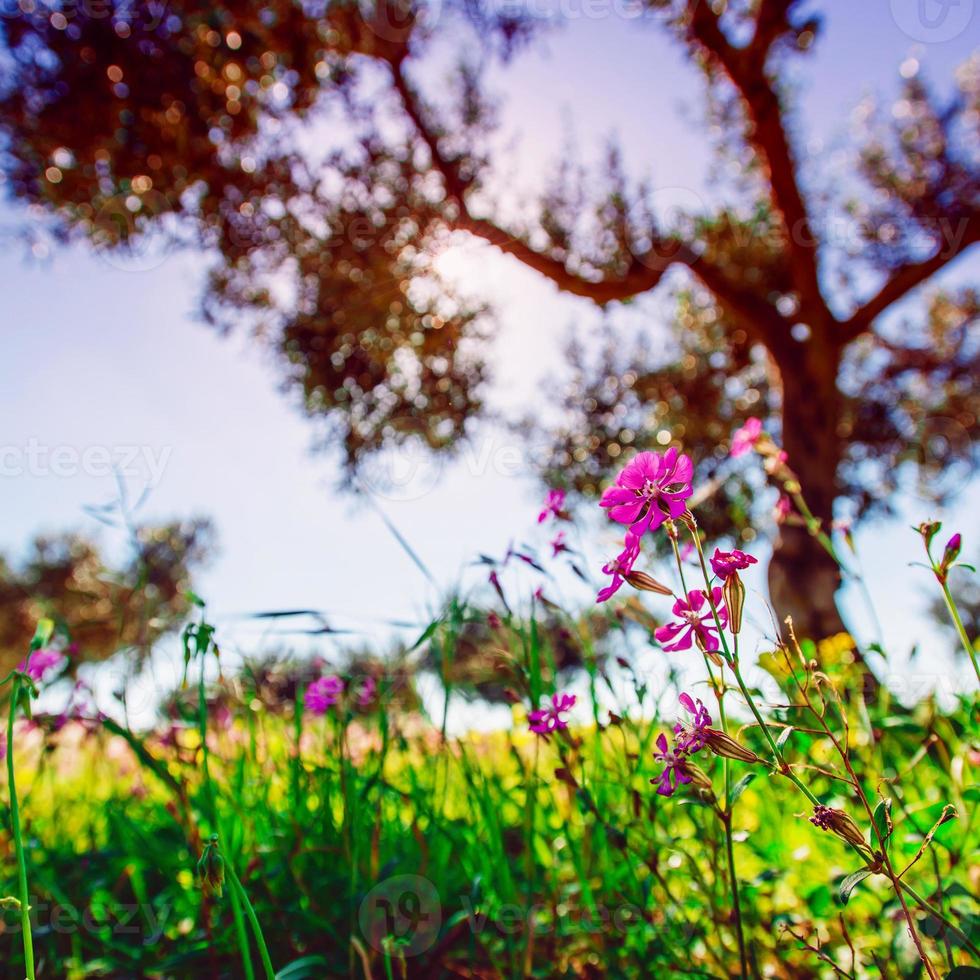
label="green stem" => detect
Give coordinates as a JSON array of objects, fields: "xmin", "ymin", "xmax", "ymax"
[
  {"xmin": 197, "ymin": 634, "xmax": 254, "ymax": 980},
  {"xmin": 938, "ymin": 579, "xmax": 980, "ymax": 687},
  {"xmin": 6, "ymin": 677, "xmax": 35, "ymax": 980},
  {"xmin": 226, "ymin": 863, "xmax": 276, "ymax": 980},
  {"xmin": 722, "ymin": 814, "xmax": 748, "ymax": 979},
  {"xmin": 674, "ymin": 534, "xmax": 748, "ymax": 977},
  {"xmin": 900, "ymin": 879, "xmax": 980, "ymax": 961}
]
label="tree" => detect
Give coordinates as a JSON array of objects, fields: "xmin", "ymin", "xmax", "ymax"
[
  {"xmin": 0, "ymin": 519, "xmax": 214, "ymax": 676},
  {"xmin": 1, "ymin": 0, "xmax": 977, "ymax": 643}
]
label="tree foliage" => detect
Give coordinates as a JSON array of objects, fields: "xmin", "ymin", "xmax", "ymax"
[
  {"xmin": 1, "ymin": 0, "xmax": 977, "ymax": 633},
  {"xmin": 0, "ymin": 519, "xmax": 213, "ymax": 675}
]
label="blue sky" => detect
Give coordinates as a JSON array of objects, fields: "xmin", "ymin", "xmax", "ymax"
[{"xmin": 1, "ymin": 2, "xmax": 977, "ymax": 724}]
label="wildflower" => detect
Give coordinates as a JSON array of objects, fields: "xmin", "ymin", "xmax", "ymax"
[
  {"xmin": 730, "ymin": 417, "xmax": 762, "ymax": 457},
  {"xmin": 673, "ymin": 693, "xmax": 711, "ymax": 753},
  {"xmin": 18, "ymin": 648, "xmax": 65, "ymax": 683},
  {"xmin": 652, "ymin": 731, "xmax": 692, "ymax": 797},
  {"xmin": 774, "ymin": 495, "xmax": 792, "ymax": 523},
  {"xmin": 304, "ymin": 675, "xmax": 344, "ymax": 715},
  {"xmin": 538, "ymin": 488, "xmax": 567, "ymax": 523},
  {"xmin": 550, "ymin": 531, "xmax": 569, "ymax": 557},
  {"xmin": 709, "ymin": 548, "xmax": 757, "ymax": 580},
  {"xmin": 654, "ymin": 589, "xmax": 727, "ymax": 653},
  {"xmin": 528, "ymin": 692, "xmax": 576, "ymax": 735},
  {"xmin": 357, "ymin": 676, "xmax": 377, "ymax": 708},
  {"xmin": 596, "ymin": 534, "xmax": 641, "ymax": 603},
  {"xmin": 809, "ymin": 805, "xmax": 868, "ymax": 850},
  {"xmin": 599, "ymin": 449, "xmax": 694, "ymax": 540}
]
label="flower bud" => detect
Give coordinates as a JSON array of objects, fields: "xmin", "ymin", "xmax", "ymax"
[
  {"xmin": 703, "ymin": 728, "xmax": 760, "ymax": 763},
  {"xmin": 938, "ymin": 532, "xmax": 962, "ymax": 580},
  {"xmin": 917, "ymin": 520, "xmax": 942, "ymax": 548},
  {"xmin": 625, "ymin": 570, "xmax": 674, "ymax": 596},
  {"xmin": 197, "ymin": 834, "xmax": 225, "ymax": 897},
  {"xmin": 722, "ymin": 573, "xmax": 745, "ymax": 635},
  {"xmin": 809, "ymin": 805, "xmax": 867, "ymax": 850}
]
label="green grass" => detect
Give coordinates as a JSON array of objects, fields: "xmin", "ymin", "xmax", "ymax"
[{"xmin": 1, "ymin": 608, "xmax": 977, "ymax": 978}]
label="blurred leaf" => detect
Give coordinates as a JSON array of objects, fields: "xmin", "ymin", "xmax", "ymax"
[
  {"xmin": 838, "ymin": 869, "xmax": 873, "ymax": 905},
  {"xmin": 870, "ymin": 798, "xmax": 892, "ymax": 850},
  {"xmin": 730, "ymin": 773, "xmax": 756, "ymax": 806}
]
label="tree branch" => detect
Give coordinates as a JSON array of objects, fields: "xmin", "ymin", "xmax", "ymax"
[
  {"xmin": 687, "ymin": 0, "xmax": 824, "ymax": 317},
  {"xmin": 390, "ymin": 59, "xmax": 789, "ymax": 348},
  {"xmin": 841, "ymin": 210, "xmax": 980, "ymax": 340}
]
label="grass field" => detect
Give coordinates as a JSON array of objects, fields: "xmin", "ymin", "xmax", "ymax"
[{"xmin": 1, "ymin": 445, "xmax": 978, "ymax": 978}]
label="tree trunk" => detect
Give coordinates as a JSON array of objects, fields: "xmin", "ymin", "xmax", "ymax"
[{"xmin": 766, "ymin": 332, "xmax": 879, "ymax": 698}]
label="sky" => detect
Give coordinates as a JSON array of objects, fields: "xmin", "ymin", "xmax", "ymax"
[{"xmin": 1, "ymin": 1, "xmax": 978, "ymax": 726}]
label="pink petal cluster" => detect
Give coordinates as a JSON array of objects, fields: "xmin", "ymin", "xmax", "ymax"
[
  {"xmin": 304, "ymin": 675, "xmax": 344, "ymax": 716},
  {"xmin": 653, "ymin": 693, "xmax": 712, "ymax": 796},
  {"xmin": 709, "ymin": 548, "xmax": 757, "ymax": 580},
  {"xmin": 528, "ymin": 692, "xmax": 576, "ymax": 735},
  {"xmin": 19, "ymin": 647, "xmax": 65, "ymax": 683},
  {"xmin": 654, "ymin": 588, "xmax": 727, "ymax": 653},
  {"xmin": 550, "ymin": 531, "xmax": 569, "ymax": 557},
  {"xmin": 599, "ymin": 448, "xmax": 694, "ymax": 539},
  {"xmin": 730, "ymin": 418, "xmax": 763, "ymax": 457},
  {"xmin": 537, "ymin": 488, "xmax": 566, "ymax": 524},
  {"xmin": 596, "ymin": 448, "xmax": 694, "ymax": 604},
  {"xmin": 357, "ymin": 676, "xmax": 377, "ymax": 708},
  {"xmin": 596, "ymin": 534, "xmax": 640, "ymax": 603}
]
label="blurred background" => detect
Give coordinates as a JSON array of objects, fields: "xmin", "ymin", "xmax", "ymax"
[{"xmin": 0, "ymin": 0, "xmax": 977, "ymax": 727}]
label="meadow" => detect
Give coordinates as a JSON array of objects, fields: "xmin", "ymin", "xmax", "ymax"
[{"xmin": 1, "ymin": 428, "xmax": 978, "ymax": 980}]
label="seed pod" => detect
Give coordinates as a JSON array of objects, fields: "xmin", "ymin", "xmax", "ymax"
[
  {"xmin": 626, "ymin": 570, "xmax": 673, "ymax": 596},
  {"xmin": 682, "ymin": 761, "xmax": 715, "ymax": 795},
  {"xmin": 809, "ymin": 805, "xmax": 867, "ymax": 850},
  {"xmin": 703, "ymin": 728, "xmax": 760, "ymax": 763},
  {"xmin": 722, "ymin": 573, "xmax": 746, "ymax": 635}
]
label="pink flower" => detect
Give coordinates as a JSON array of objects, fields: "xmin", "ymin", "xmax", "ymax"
[
  {"xmin": 528, "ymin": 692, "xmax": 576, "ymax": 735},
  {"xmin": 652, "ymin": 732, "xmax": 692, "ymax": 797},
  {"xmin": 673, "ymin": 693, "xmax": 712, "ymax": 754},
  {"xmin": 550, "ymin": 531, "xmax": 569, "ymax": 557},
  {"xmin": 304, "ymin": 675, "xmax": 344, "ymax": 715},
  {"xmin": 538, "ymin": 488, "xmax": 566, "ymax": 523},
  {"xmin": 709, "ymin": 548, "xmax": 757, "ymax": 580},
  {"xmin": 654, "ymin": 588, "xmax": 728, "ymax": 653},
  {"xmin": 774, "ymin": 495, "xmax": 792, "ymax": 524},
  {"xmin": 730, "ymin": 418, "xmax": 763, "ymax": 458},
  {"xmin": 596, "ymin": 534, "xmax": 641, "ymax": 603},
  {"xmin": 599, "ymin": 448, "xmax": 694, "ymax": 539},
  {"xmin": 18, "ymin": 648, "xmax": 65, "ymax": 683},
  {"xmin": 357, "ymin": 676, "xmax": 377, "ymax": 708}
]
